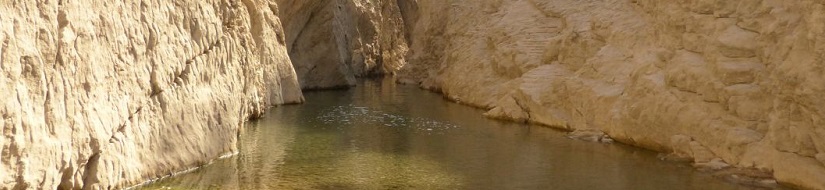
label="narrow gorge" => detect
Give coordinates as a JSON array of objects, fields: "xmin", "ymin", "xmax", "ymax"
[{"xmin": 2, "ymin": 0, "xmax": 824, "ymax": 189}]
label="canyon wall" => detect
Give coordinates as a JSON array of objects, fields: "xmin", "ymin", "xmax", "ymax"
[
  {"xmin": 277, "ymin": 0, "xmax": 408, "ymax": 89},
  {"xmin": 0, "ymin": 0, "xmax": 302, "ymax": 189},
  {"xmin": 4, "ymin": 0, "xmax": 825, "ymax": 189},
  {"xmin": 399, "ymin": 0, "xmax": 825, "ymax": 189}
]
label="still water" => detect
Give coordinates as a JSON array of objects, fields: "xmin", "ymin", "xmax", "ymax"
[{"xmin": 141, "ymin": 79, "xmax": 775, "ymax": 190}]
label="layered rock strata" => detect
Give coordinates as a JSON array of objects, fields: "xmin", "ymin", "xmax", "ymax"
[
  {"xmin": 277, "ymin": 0, "xmax": 409, "ymax": 89},
  {"xmin": 0, "ymin": 0, "xmax": 302, "ymax": 189},
  {"xmin": 399, "ymin": 0, "xmax": 825, "ymax": 189}
]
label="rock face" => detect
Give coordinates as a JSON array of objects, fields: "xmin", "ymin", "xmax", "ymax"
[
  {"xmin": 400, "ymin": 0, "xmax": 825, "ymax": 189},
  {"xmin": 0, "ymin": 0, "xmax": 302, "ymax": 189},
  {"xmin": 4, "ymin": 0, "xmax": 825, "ymax": 189},
  {"xmin": 277, "ymin": 0, "xmax": 408, "ymax": 89}
]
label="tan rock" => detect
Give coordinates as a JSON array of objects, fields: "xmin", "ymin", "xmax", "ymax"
[
  {"xmin": 773, "ymin": 152, "xmax": 825, "ymax": 190},
  {"xmin": 725, "ymin": 127, "xmax": 764, "ymax": 146},
  {"xmin": 690, "ymin": 141, "xmax": 718, "ymax": 163},
  {"xmin": 276, "ymin": 0, "xmax": 408, "ymax": 89},
  {"xmin": 5, "ymin": 0, "xmax": 825, "ymax": 189},
  {"xmin": 484, "ymin": 95, "xmax": 530, "ymax": 123},
  {"xmin": 567, "ymin": 129, "xmax": 613, "ymax": 143},
  {"xmin": 400, "ymin": 0, "xmax": 825, "ymax": 188},
  {"xmin": 716, "ymin": 25, "xmax": 759, "ymax": 58},
  {"xmin": 694, "ymin": 158, "xmax": 731, "ymax": 170},
  {"xmin": 1, "ymin": 0, "xmax": 301, "ymax": 189},
  {"xmin": 669, "ymin": 135, "xmax": 694, "ymax": 159},
  {"xmin": 714, "ymin": 58, "xmax": 764, "ymax": 86},
  {"xmin": 817, "ymin": 153, "xmax": 825, "ymax": 166}
]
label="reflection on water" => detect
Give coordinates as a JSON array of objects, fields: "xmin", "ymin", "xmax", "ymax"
[{"xmin": 140, "ymin": 78, "xmax": 777, "ymax": 190}]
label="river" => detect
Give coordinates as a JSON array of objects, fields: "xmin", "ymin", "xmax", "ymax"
[{"xmin": 139, "ymin": 78, "xmax": 784, "ymax": 190}]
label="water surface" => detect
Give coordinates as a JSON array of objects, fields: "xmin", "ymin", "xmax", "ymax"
[{"xmin": 141, "ymin": 79, "xmax": 777, "ymax": 190}]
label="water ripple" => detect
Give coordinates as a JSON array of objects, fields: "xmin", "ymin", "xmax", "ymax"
[{"xmin": 317, "ymin": 104, "xmax": 459, "ymax": 133}]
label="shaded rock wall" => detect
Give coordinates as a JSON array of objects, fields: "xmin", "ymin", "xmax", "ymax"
[
  {"xmin": 277, "ymin": 0, "xmax": 408, "ymax": 89},
  {"xmin": 399, "ymin": 0, "xmax": 825, "ymax": 189},
  {"xmin": 0, "ymin": 0, "xmax": 302, "ymax": 189}
]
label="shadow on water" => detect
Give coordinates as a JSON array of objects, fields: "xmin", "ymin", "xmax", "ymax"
[{"xmin": 139, "ymin": 78, "xmax": 789, "ymax": 190}]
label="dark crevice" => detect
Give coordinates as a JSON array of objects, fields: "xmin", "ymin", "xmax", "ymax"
[
  {"xmin": 395, "ymin": 0, "xmax": 418, "ymax": 45},
  {"xmin": 57, "ymin": 7, "xmax": 68, "ymax": 29},
  {"xmin": 57, "ymin": 165, "xmax": 75, "ymax": 190},
  {"xmin": 111, "ymin": 106, "xmax": 143, "ymax": 141},
  {"xmin": 81, "ymin": 152, "xmax": 100, "ymax": 190},
  {"xmin": 289, "ymin": 9, "xmax": 318, "ymax": 53},
  {"xmin": 180, "ymin": 39, "xmax": 221, "ymax": 83},
  {"xmin": 0, "ymin": 35, "xmax": 8, "ymax": 66},
  {"xmin": 124, "ymin": 37, "xmax": 222, "ymax": 143},
  {"xmin": 305, "ymin": 65, "xmax": 318, "ymax": 76},
  {"xmin": 512, "ymin": 96, "xmax": 532, "ymax": 122},
  {"xmin": 44, "ymin": 87, "xmax": 53, "ymax": 134},
  {"xmin": 12, "ymin": 173, "xmax": 28, "ymax": 190}
]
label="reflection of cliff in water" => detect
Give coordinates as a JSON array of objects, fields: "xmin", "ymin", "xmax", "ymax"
[
  {"xmin": 139, "ymin": 115, "xmax": 299, "ymax": 189},
  {"xmin": 141, "ymin": 79, "xmax": 783, "ymax": 190}
]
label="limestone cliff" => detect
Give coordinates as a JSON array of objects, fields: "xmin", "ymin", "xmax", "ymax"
[
  {"xmin": 4, "ymin": 0, "xmax": 825, "ymax": 189},
  {"xmin": 277, "ymin": 0, "xmax": 408, "ymax": 89},
  {"xmin": 400, "ymin": 0, "xmax": 825, "ymax": 189},
  {"xmin": 0, "ymin": 0, "xmax": 302, "ymax": 189}
]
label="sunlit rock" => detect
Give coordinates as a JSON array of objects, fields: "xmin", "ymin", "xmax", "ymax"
[
  {"xmin": 400, "ymin": 0, "xmax": 825, "ymax": 189},
  {"xmin": 0, "ymin": 0, "xmax": 302, "ymax": 189}
]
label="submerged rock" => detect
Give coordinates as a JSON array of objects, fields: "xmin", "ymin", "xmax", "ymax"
[
  {"xmin": 712, "ymin": 168, "xmax": 780, "ymax": 189},
  {"xmin": 566, "ymin": 130, "xmax": 613, "ymax": 144},
  {"xmin": 695, "ymin": 158, "xmax": 731, "ymax": 170}
]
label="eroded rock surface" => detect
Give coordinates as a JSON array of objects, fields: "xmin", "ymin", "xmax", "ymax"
[
  {"xmin": 0, "ymin": 0, "xmax": 302, "ymax": 189},
  {"xmin": 277, "ymin": 0, "xmax": 408, "ymax": 89},
  {"xmin": 4, "ymin": 0, "xmax": 825, "ymax": 189},
  {"xmin": 400, "ymin": 0, "xmax": 825, "ymax": 189}
]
